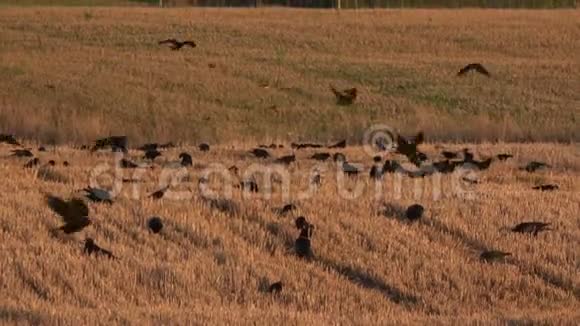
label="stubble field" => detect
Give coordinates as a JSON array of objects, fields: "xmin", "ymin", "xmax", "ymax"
[{"xmin": 0, "ymin": 7, "xmax": 579, "ymax": 325}]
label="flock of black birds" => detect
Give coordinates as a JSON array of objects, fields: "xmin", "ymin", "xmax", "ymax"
[{"xmin": 1, "ymin": 123, "xmax": 562, "ymax": 294}]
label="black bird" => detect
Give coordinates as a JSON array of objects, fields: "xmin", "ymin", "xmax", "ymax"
[
  {"xmin": 432, "ymin": 160, "xmax": 457, "ymax": 174},
  {"xmin": 199, "ymin": 143, "xmax": 210, "ymax": 152},
  {"xmin": 179, "ymin": 152, "xmax": 192, "ymax": 167},
  {"xmin": 250, "ymin": 148, "xmax": 270, "ymax": 159},
  {"xmin": 0, "ymin": 133, "xmax": 20, "ymax": 145},
  {"xmin": 532, "ymin": 184, "xmax": 559, "ymax": 191},
  {"xmin": 396, "ymin": 132, "xmax": 424, "ymax": 161},
  {"xmin": 382, "ymin": 160, "xmax": 402, "ymax": 173},
  {"xmin": 48, "ymin": 160, "xmax": 56, "ymax": 166},
  {"xmin": 311, "ymin": 152, "xmax": 331, "ymax": 161},
  {"xmin": 372, "ymin": 155, "xmax": 382, "ymax": 163},
  {"xmin": 11, "ymin": 149, "xmax": 34, "ymax": 157},
  {"xmin": 150, "ymin": 186, "xmax": 169, "ymax": 199},
  {"xmin": 268, "ymin": 281, "xmax": 283, "ymax": 294},
  {"xmin": 294, "ymin": 217, "xmax": 314, "ymax": 259},
  {"xmin": 369, "ymin": 164, "xmax": 383, "ymax": 180},
  {"xmin": 496, "ymin": 153, "xmax": 513, "ymax": 161},
  {"xmin": 273, "ymin": 203, "xmax": 297, "ymax": 216},
  {"xmin": 405, "ymin": 204, "xmax": 424, "ymax": 221},
  {"xmin": 83, "ymin": 238, "xmax": 115, "ymax": 259},
  {"xmin": 442, "ymin": 150, "xmax": 458, "ymax": 159},
  {"xmin": 143, "ymin": 149, "xmax": 162, "ymax": 161},
  {"xmin": 120, "ymin": 158, "xmax": 139, "ymax": 169},
  {"xmin": 511, "ymin": 222, "xmax": 551, "ymax": 236},
  {"xmin": 457, "ymin": 63, "xmax": 491, "ymax": 77},
  {"xmin": 148, "ymin": 216, "xmax": 164, "ymax": 234},
  {"xmin": 158, "ymin": 39, "xmax": 196, "ymax": 51},
  {"xmin": 137, "ymin": 143, "xmax": 160, "ymax": 151},
  {"xmin": 328, "ymin": 140, "xmax": 346, "ymax": 149},
  {"xmin": 342, "ymin": 161, "xmax": 360, "ymax": 176},
  {"xmin": 292, "ymin": 142, "xmax": 322, "ymax": 150},
  {"xmin": 63, "ymin": 161, "xmax": 70, "ymax": 167},
  {"xmin": 480, "ymin": 250, "xmax": 511, "ymax": 263},
  {"xmin": 472, "ymin": 158, "xmax": 493, "ymax": 171},
  {"xmin": 38, "ymin": 146, "xmax": 46, "ymax": 152},
  {"xmin": 24, "ymin": 157, "xmax": 40, "ymax": 168},
  {"xmin": 83, "ymin": 187, "xmax": 114, "ymax": 204},
  {"xmin": 274, "ymin": 155, "xmax": 295, "ymax": 165},
  {"xmin": 521, "ymin": 161, "xmax": 550, "ymax": 173},
  {"xmin": 462, "ymin": 148, "xmax": 474, "ymax": 162},
  {"xmin": 330, "ymin": 85, "xmax": 357, "ymax": 105},
  {"xmin": 46, "ymin": 195, "xmax": 91, "ymax": 234},
  {"xmin": 91, "ymin": 136, "xmax": 128, "ymax": 153}
]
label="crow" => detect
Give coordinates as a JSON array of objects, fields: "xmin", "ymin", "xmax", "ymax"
[
  {"xmin": 405, "ymin": 204, "xmax": 424, "ymax": 221},
  {"xmin": 511, "ymin": 222, "xmax": 551, "ymax": 236},
  {"xmin": 198, "ymin": 143, "xmax": 210, "ymax": 152},
  {"xmin": 148, "ymin": 216, "xmax": 164, "ymax": 234},
  {"xmin": 179, "ymin": 152, "xmax": 193, "ymax": 167},
  {"xmin": 250, "ymin": 148, "xmax": 270, "ymax": 159},
  {"xmin": 521, "ymin": 161, "xmax": 550, "ymax": 173},
  {"xmin": 120, "ymin": 158, "xmax": 139, "ymax": 169},
  {"xmin": 532, "ymin": 184, "xmax": 559, "ymax": 191},
  {"xmin": 158, "ymin": 39, "xmax": 196, "ymax": 51},
  {"xmin": 295, "ymin": 216, "xmax": 314, "ymax": 259},
  {"xmin": 91, "ymin": 136, "xmax": 128, "ymax": 153},
  {"xmin": 442, "ymin": 150, "xmax": 459, "ymax": 159},
  {"xmin": 342, "ymin": 161, "xmax": 360, "ymax": 176},
  {"xmin": 0, "ymin": 133, "xmax": 20, "ymax": 145},
  {"xmin": 457, "ymin": 63, "xmax": 491, "ymax": 77},
  {"xmin": 83, "ymin": 187, "xmax": 114, "ymax": 204},
  {"xmin": 273, "ymin": 203, "xmax": 297, "ymax": 216},
  {"xmin": 143, "ymin": 149, "xmax": 162, "ymax": 161},
  {"xmin": 311, "ymin": 152, "xmax": 331, "ymax": 161},
  {"xmin": 268, "ymin": 281, "xmax": 283, "ymax": 294},
  {"xmin": 330, "ymin": 85, "xmax": 357, "ymax": 105},
  {"xmin": 150, "ymin": 186, "xmax": 169, "ymax": 199},
  {"xmin": 11, "ymin": 149, "xmax": 34, "ymax": 157},
  {"xmin": 274, "ymin": 155, "xmax": 295, "ymax": 165},
  {"xmin": 46, "ymin": 195, "xmax": 91, "ymax": 234},
  {"xmin": 496, "ymin": 153, "xmax": 513, "ymax": 161}
]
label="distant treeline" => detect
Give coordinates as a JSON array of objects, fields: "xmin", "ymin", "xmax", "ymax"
[{"xmin": 153, "ymin": 0, "xmax": 578, "ymax": 8}]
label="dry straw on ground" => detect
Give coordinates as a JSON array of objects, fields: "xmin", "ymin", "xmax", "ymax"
[
  {"xmin": 0, "ymin": 8, "xmax": 579, "ymax": 144},
  {"xmin": 0, "ymin": 141, "xmax": 579, "ymax": 324}
]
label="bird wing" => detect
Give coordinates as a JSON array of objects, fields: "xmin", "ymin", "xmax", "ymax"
[
  {"xmin": 475, "ymin": 64, "xmax": 490, "ymax": 76},
  {"xmin": 68, "ymin": 198, "xmax": 89, "ymax": 219},
  {"xmin": 457, "ymin": 64, "xmax": 472, "ymax": 76},
  {"xmin": 183, "ymin": 41, "xmax": 196, "ymax": 47},
  {"xmin": 46, "ymin": 195, "xmax": 70, "ymax": 222},
  {"xmin": 329, "ymin": 85, "xmax": 342, "ymax": 98},
  {"xmin": 159, "ymin": 39, "xmax": 178, "ymax": 45}
]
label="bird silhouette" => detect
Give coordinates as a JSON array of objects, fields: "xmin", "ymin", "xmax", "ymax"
[
  {"xmin": 83, "ymin": 187, "xmax": 113, "ymax": 204},
  {"xmin": 311, "ymin": 152, "xmax": 330, "ymax": 161},
  {"xmin": 328, "ymin": 140, "xmax": 346, "ymax": 149},
  {"xmin": 63, "ymin": 161, "xmax": 70, "ymax": 167},
  {"xmin": 405, "ymin": 204, "xmax": 424, "ymax": 221},
  {"xmin": 158, "ymin": 39, "xmax": 196, "ymax": 51},
  {"xmin": 480, "ymin": 250, "xmax": 511, "ymax": 263},
  {"xmin": 274, "ymin": 155, "xmax": 296, "ymax": 165},
  {"xmin": 250, "ymin": 148, "xmax": 270, "ymax": 159},
  {"xmin": 292, "ymin": 142, "xmax": 323, "ymax": 150},
  {"xmin": 330, "ymin": 85, "xmax": 357, "ymax": 105},
  {"xmin": 511, "ymin": 222, "xmax": 551, "ymax": 236},
  {"xmin": 342, "ymin": 161, "xmax": 360, "ymax": 176},
  {"xmin": 119, "ymin": 158, "xmax": 139, "ymax": 169},
  {"xmin": 91, "ymin": 136, "xmax": 128, "ymax": 153},
  {"xmin": 369, "ymin": 164, "xmax": 383, "ymax": 180},
  {"xmin": 199, "ymin": 143, "xmax": 210, "ymax": 152},
  {"xmin": 38, "ymin": 146, "xmax": 46, "ymax": 152},
  {"xmin": 0, "ymin": 133, "xmax": 20, "ymax": 145},
  {"xmin": 294, "ymin": 217, "xmax": 314, "ymax": 259},
  {"xmin": 46, "ymin": 195, "xmax": 91, "ymax": 234},
  {"xmin": 143, "ymin": 149, "xmax": 162, "ymax": 161},
  {"xmin": 148, "ymin": 216, "xmax": 164, "ymax": 234},
  {"xmin": 532, "ymin": 184, "xmax": 559, "ymax": 191},
  {"xmin": 441, "ymin": 150, "xmax": 459, "ymax": 159},
  {"xmin": 84, "ymin": 238, "xmax": 115, "ymax": 259},
  {"xmin": 268, "ymin": 281, "xmax": 283, "ymax": 294},
  {"xmin": 457, "ymin": 63, "xmax": 491, "ymax": 77},
  {"xmin": 396, "ymin": 132, "xmax": 424, "ymax": 162},
  {"xmin": 11, "ymin": 149, "xmax": 34, "ymax": 157},
  {"xmin": 179, "ymin": 152, "xmax": 192, "ymax": 167}
]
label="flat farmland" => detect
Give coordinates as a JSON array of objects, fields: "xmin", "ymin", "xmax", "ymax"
[{"xmin": 0, "ymin": 8, "xmax": 578, "ymax": 144}]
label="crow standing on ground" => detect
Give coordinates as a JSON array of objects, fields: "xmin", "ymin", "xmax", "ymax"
[
  {"xmin": 457, "ymin": 63, "xmax": 491, "ymax": 77},
  {"xmin": 158, "ymin": 39, "xmax": 196, "ymax": 51},
  {"xmin": 46, "ymin": 195, "xmax": 91, "ymax": 234}
]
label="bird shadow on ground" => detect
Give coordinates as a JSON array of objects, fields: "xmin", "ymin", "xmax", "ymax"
[
  {"xmin": 421, "ymin": 217, "xmax": 579, "ymax": 298},
  {"xmin": 315, "ymin": 257, "xmax": 427, "ymax": 311}
]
